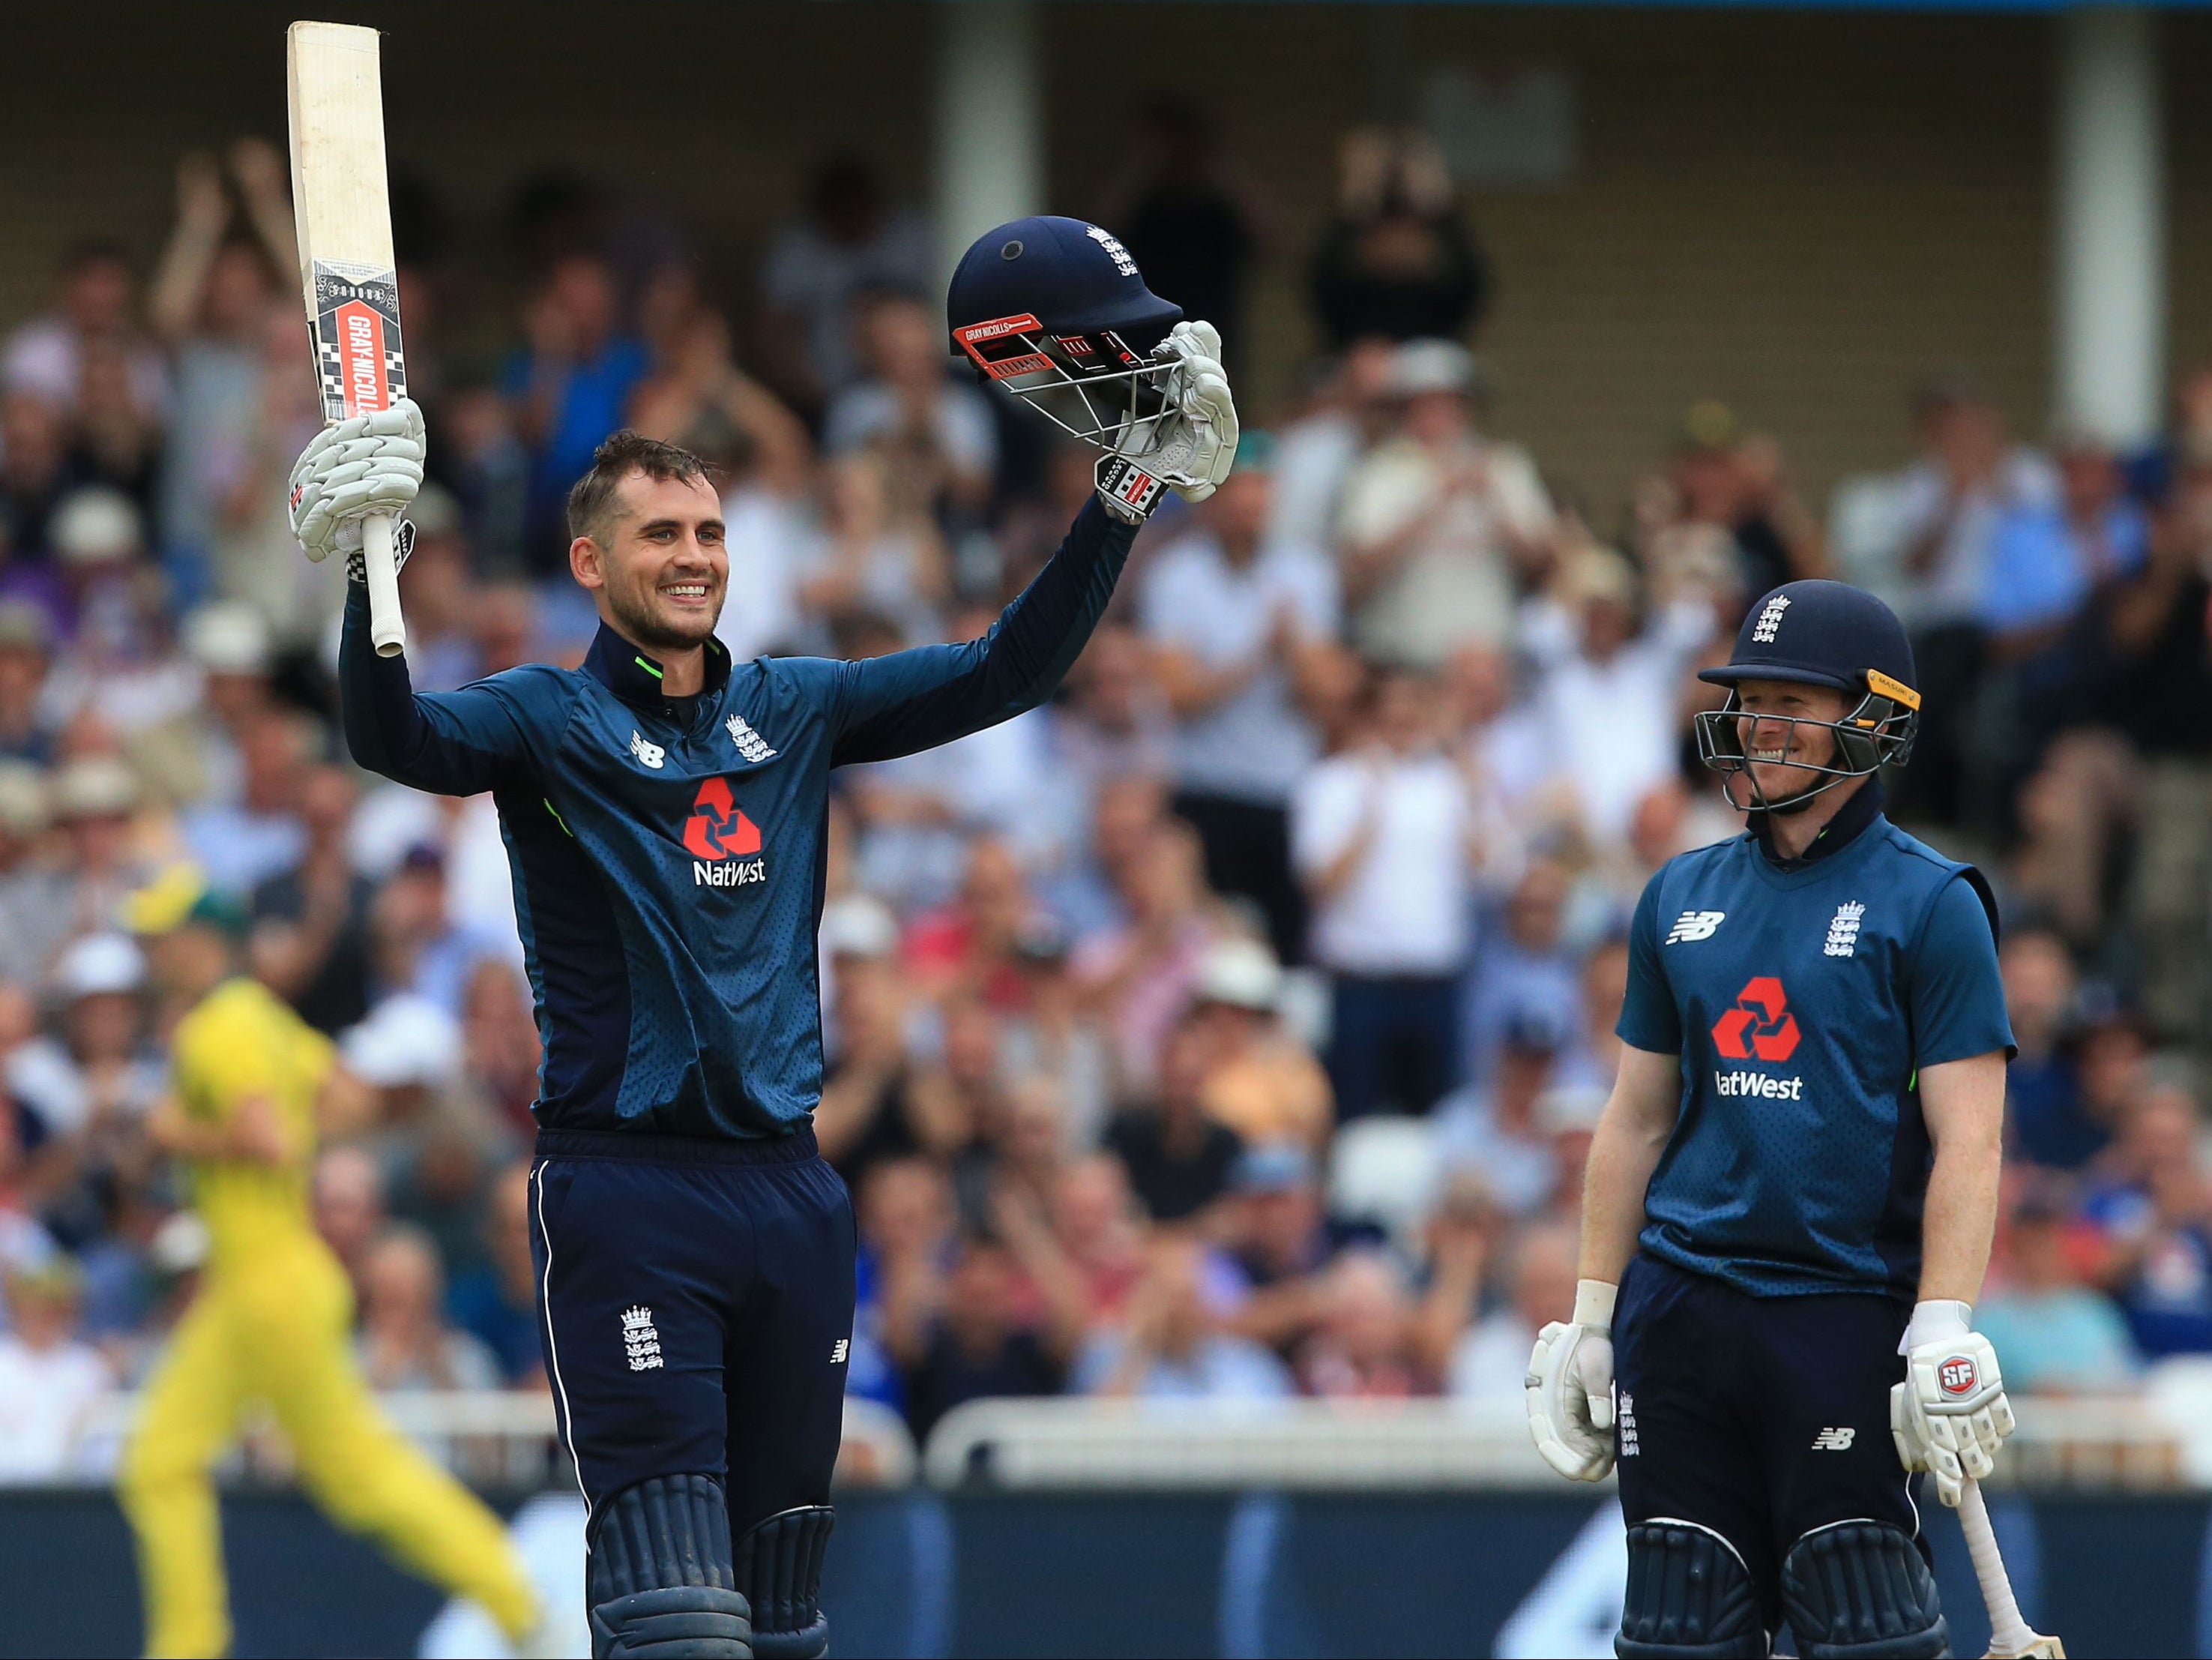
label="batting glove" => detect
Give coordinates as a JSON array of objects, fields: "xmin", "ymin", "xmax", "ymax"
[
  {"xmin": 1526, "ymin": 1279, "xmax": 1618, "ymax": 1482},
  {"xmin": 1095, "ymin": 321, "xmax": 1239, "ymax": 521},
  {"xmin": 289, "ymin": 396, "xmax": 427, "ymax": 565},
  {"xmin": 1894, "ymin": 1299, "xmax": 2014, "ymax": 1507}
]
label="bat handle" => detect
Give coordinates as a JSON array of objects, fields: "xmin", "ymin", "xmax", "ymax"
[
  {"xmin": 362, "ymin": 512, "xmax": 408, "ymax": 658},
  {"xmin": 1959, "ymin": 1479, "xmax": 2035, "ymax": 1656}
]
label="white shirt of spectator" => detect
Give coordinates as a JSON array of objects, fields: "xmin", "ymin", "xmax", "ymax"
[
  {"xmin": 1293, "ymin": 748, "xmax": 1474, "ymax": 977},
  {"xmin": 0, "ymin": 1332, "xmax": 114, "ymax": 1481},
  {"xmin": 1138, "ymin": 529, "xmax": 1339, "ymax": 807},
  {"xmin": 1828, "ymin": 449, "xmax": 2059, "ymax": 630},
  {"xmin": 1335, "ymin": 436, "xmax": 1554, "ymax": 667},
  {"xmin": 1266, "ymin": 409, "xmax": 1364, "ymax": 550},
  {"xmin": 712, "ymin": 485, "xmax": 805, "ymax": 663},
  {"xmin": 1520, "ymin": 597, "xmax": 1714, "ymax": 849}
]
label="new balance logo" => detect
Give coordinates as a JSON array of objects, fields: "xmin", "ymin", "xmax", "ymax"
[
  {"xmin": 1666, "ymin": 910, "xmax": 1726, "ymax": 945},
  {"xmin": 621, "ymin": 1305, "xmax": 663, "ymax": 1372},
  {"xmin": 1751, "ymin": 592, "xmax": 1791, "ymax": 644},
  {"xmin": 629, "ymin": 730, "xmax": 666, "ymax": 770},
  {"xmin": 1824, "ymin": 900, "xmax": 1865, "ymax": 958},
  {"xmin": 725, "ymin": 714, "xmax": 778, "ymax": 764},
  {"xmin": 831, "ymin": 1339, "xmax": 849, "ymax": 1365},
  {"xmin": 1812, "ymin": 1427, "xmax": 1857, "ymax": 1452}
]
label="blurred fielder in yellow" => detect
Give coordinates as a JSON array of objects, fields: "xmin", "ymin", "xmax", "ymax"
[{"xmin": 117, "ymin": 870, "xmax": 539, "ymax": 1658}]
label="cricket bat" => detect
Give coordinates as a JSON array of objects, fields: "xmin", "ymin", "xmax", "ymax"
[
  {"xmin": 287, "ymin": 19, "xmax": 409, "ymax": 657},
  {"xmin": 1959, "ymin": 1479, "xmax": 2064, "ymax": 1658}
]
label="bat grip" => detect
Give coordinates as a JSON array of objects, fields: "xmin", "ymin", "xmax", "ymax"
[
  {"xmin": 362, "ymin": 513, "xmax": 407, "ymax": 658},
  {"xmin": 1959, "ymin": 1479, "xmax": 2034, "ymax": 1654}
]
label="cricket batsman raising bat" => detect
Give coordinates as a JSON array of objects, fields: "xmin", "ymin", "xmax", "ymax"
[{"xmin": 290, "ymin": 199, "xmax": 1234, "ymax": 1654}]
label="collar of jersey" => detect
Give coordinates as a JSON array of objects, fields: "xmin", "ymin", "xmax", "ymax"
[
  {"xmin": 1744, "ymin": 775, "xmax": 1887, "ymax": 882},
  {"xmin": 582, "ymin": 623, "xmax": 731, "ymax": 709}
]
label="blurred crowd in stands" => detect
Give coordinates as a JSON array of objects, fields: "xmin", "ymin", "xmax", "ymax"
[{"xmin": 0, "ymin": 115, "xmax": 2208, "ymax": 1477}]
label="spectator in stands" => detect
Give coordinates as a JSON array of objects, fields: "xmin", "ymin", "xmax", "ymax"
[
  {"xmin": 1268, "ymin": 339, "xmax": 1398, "ymax": 551},
  {"xmin": 885, "ymin": 1232, "xmax": 1072, "ymax": 1440},
  {"xmin": 758, "ymin": 155, "xmax": 932, "ymax": 409},
  {"xmin": 1106, "ymin": 1014, "xmax": 1245, "ymax": 1222},
  {"xmin": 0, "ymin": 389, "xmax": 88, "ymax": 564},
  {"xmin": 2084, "ymin": 1087, "xmax": 2212, "ymax": 1359},
  {"xmin": 1139, "ymin": 438, "xmax": 1336, "ymax": 962},
  {"xmin": 355, "ymin": 1224, "xmax": 501, "ymax": 1392},
  {"xmin": 824, "ymin": 291, "xmax": 997, "ymax": 521},
  {"xmin": 0, "ymin": 1258, "xmax": 114, "ymax": 1481},
  {"xmin": 1, "ymin": 240, "xmax": 166, "ymax": 420},
  {"xmin": 0, "ymin": 604, "xmax": 56, "ymax": 765},
  {"xmin": 1435, "ymin": 1011, "xmax": 1570, "ymax": 1218},
  {"xmin": 1829, "ymin": 375, "xmax": 2055, "ymax": 823},
  {"xmin": 311, "ymin": 1144, "xmax": 387, "ymax": 1302},
  {"xmin": 1101, "ymin": 94, "xmax": 1265, "ymax": 369},
  {"xmin": 1462, "ymin": 856, "xmax": 1580, "ymax": 1088},
  {"xmin": 501, "ymin": 251, "xmax": 648, "ymax": 574},
  {"xmin": 1310, "ymin": 130, "xmax": 1489, "ymax": 349},
  {"xmin": 2001, "ymin": 930, "xmax": 2099, "ymax": 1170},
  {"xmin": 48, "ymin": 758, "xmax": 157, "ymax": 969},
  {"xmin": 1073, "ymin": 817, "xmax": 1228, "ymax": 1098},
  {"xmin": 148, "ymin": 144, "xmax": 293, "ymax": 574},
  {"xmin": 445, "ymin": 1161, "xmax": 543, "ymax": 1388},
  {"xmin": 1219, "ymin": 1142, "xmax": 1340, "ymax": 1356},
  {"xmin": 250, "ymin": 762, "xmax": 373, "ymax": 1035},
  {"xmin": 1448, "ymin": 1217, "xmax": 1579, "ymax": 1405},
  {"xmin": 1334, "ymin": 340, "xmax": 1553, "ymax": 670},
  {"xmin": 1295, "ymin": 664, "xmax": 1481, "ymax": 1118},
  {"xmin": 5, "ymin": 932, "xmax": 160, "ymax": 1145},
  {"xmin": 1522, "ymin": 545, "xmax": 1714, "ymax": 849},
  {"xmin": 180, "ymin": 708, "xmax": 310, "ymax": 896},
  {"xmin": 1296, "ymin": 1249, "xmax": 1436, "ymax": 1398},
  {"xmin": 1977, "ymin": 1186, "xmax": 2139, "ymax": 1395},
  {"xmin": 1074, "ymin": 1230, "xmax": 1291, "ymax": 1401},
  {"xmin": 1187, "ymin": 936, "xmax": 1333, "ymax": 1149},
  {"xmin": 1634, "ymin": 403, "xmax": 1824, "ymax": 613},
  {"xmin": 0, "ymin": 765, "xmax": 63, "ymax": 989},
  {"xmin": 2094, "ymin": 447, "xmax": 2212, "ymax": 1044},
  {"xmin": 1046, "ymin": 1156, "xmax": 1148, "ymax": 1323}
]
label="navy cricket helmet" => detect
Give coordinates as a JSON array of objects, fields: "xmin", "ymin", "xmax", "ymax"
[
  {"xmin": 947, "ymin": 216, "xmax": 1184, "ymax": 453},
  {"xmin": 1693, "ymin": 580, "xmax": 1921, "ymax": 811}
]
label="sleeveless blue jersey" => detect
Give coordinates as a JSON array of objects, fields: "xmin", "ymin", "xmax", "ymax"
[
  {"xmin": 1617, "ymin": 810, "xmax": 2013, "ymax": 1299},
  {"xmin": 339, "ymin": 499, "xmax": 1136, "ymax": 1142}
]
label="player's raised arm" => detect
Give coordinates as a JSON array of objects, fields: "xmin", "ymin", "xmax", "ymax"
[
  {"xmin": 294, "ymin": 397, "xmax": 555, "ymax": 795},
  {"xmin": 828, "ymin": 217, "xmax": 1236, "ymax": 766}
]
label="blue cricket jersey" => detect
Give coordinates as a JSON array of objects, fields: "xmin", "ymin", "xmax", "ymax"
[
  {"xmin": 340, "ymin": 497, "xmax": 1136, "ymax": 1141},
  {"xmin": 1617, "ymin": 787, "xmax": 2015, "ymax": 1299}
]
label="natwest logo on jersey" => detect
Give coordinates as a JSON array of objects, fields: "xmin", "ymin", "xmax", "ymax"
[
  {"xmin": 1711, "ymin": 976, "xmax": 1800, "ymax": 1062},
  {"xmin": 684, "ymin": 777, "xmax": 767, "ymax": 888}
]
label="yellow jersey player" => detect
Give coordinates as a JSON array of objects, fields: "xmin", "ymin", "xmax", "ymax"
[{"xmin": 116, "ymin": 870, "xmax": 540, "ymax": 1658}]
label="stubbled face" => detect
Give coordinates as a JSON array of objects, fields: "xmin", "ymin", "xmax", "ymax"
[
  {"xmin": 572, "ymin": 472, "xmax": 729, "ymax": 653},
  {"xmin": 1732, "ymin": 678, "xmax": 1852, "ymax": 808}
]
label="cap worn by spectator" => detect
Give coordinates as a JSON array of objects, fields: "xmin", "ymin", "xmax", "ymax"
[
  {"xmin": 52, "ymin": 756, "xmax": 139, "ymax": 822},
  {"xmin": 1387, "ymin": 339, "xmax": 1485, "ymax": 402},
  {"xmin": 124, "ymin": 864, "xmax": 249, "ymax": 938},
  {"xmin": 182, "ymin": 601, "xmax": 272, "ymax": 677},
  {"xmin": 53, "ymin": 932, "xmax": 145, "ymax": 1000},
  {"xmin": 342, "ymin": 996, "xmax": 463, "ymax": 1089},
  {"xmin": 1232, "ymin": 1140, "xmax": 1316, "ymax": 1194},
  {"xmin": 50, "ymin": 487, "xmax": 144, "ymax": 565},
  {"xmin": 0, "ymin": 761, "xmax": 49, "ymax": 838},
  {"xmin": 1194, "ymin": 936, "xmax": 1284, "ymax": 1014},
  {"xmin": 819, "ymin": 893, "xmax": 899, "ymax": 960}
]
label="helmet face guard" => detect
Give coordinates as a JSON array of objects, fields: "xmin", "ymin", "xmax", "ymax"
[
  {"xmin": 953, "ymin": 312, "xmax": 1177, "ymax": 454},
  {"xmin": 1694, "ymin": 674, "xmax": 1920, "ymax": 814}
]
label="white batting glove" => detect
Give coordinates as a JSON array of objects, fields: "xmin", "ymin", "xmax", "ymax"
[
  {"xmin": 1095, "ymin": 322, "xmax": 1239, "ymax": 520},
  {"xmin": 1526, "ymin": 1279, "xmax": 1618, "ymax": 1482},
  {"xmin": 1895, "ymin": 1300, "xmax": 2015, "ymax": 1507},
  {"xmin": 288, "ymin": 397, "xmax": 427, "ymax": 568}
]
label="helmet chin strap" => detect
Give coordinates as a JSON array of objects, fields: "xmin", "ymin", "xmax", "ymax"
[{"xmin": 1726, "ymin": 763, "xmax": 1851, "ymax": 818}]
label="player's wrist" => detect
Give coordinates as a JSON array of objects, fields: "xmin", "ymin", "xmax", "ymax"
[
  {"xmin": 1573, "ymin": 1278, "xmax": 1618, "ymax": 1332},
  {"xmin": 1904, "ymin": 1298, "xmax": 1973, "ymax": 1351}
]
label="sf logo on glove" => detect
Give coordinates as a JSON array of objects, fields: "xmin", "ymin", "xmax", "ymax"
[{"xmin": 1938, "ymin": 1356, "xmax": 1979, "ymax": 1397}]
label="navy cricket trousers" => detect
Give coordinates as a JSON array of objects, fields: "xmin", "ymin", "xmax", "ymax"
[
  {"xmin": 528, "ymin": 1128, "xmax": 858, "ymax": 1540},
  {"xmin": 1612, "ymin": 1252, "xmax": 1929, "ymax": 1632}
]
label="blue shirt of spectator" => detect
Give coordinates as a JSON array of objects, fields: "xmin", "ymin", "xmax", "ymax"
[{"xmin": 1978, "ymin": 500, "xmax": 2148, "ymax": 635}]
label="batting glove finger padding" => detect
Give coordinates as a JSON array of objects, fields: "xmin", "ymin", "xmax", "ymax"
[
  {"xmin": 1902, "ymin": 1328, "xmax": 2012, "ymax": 1506},
  {"xmin": 289, "ymin": 397, "xmax": 427, "ymax": 562},
  {"xmin": 1093, "ymin": 322, "xmax": 1241, "ymax": 520},
  {"xmin": 1525, "ymin": 1281, "xmax": 1620, "ymax": 1484}
]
